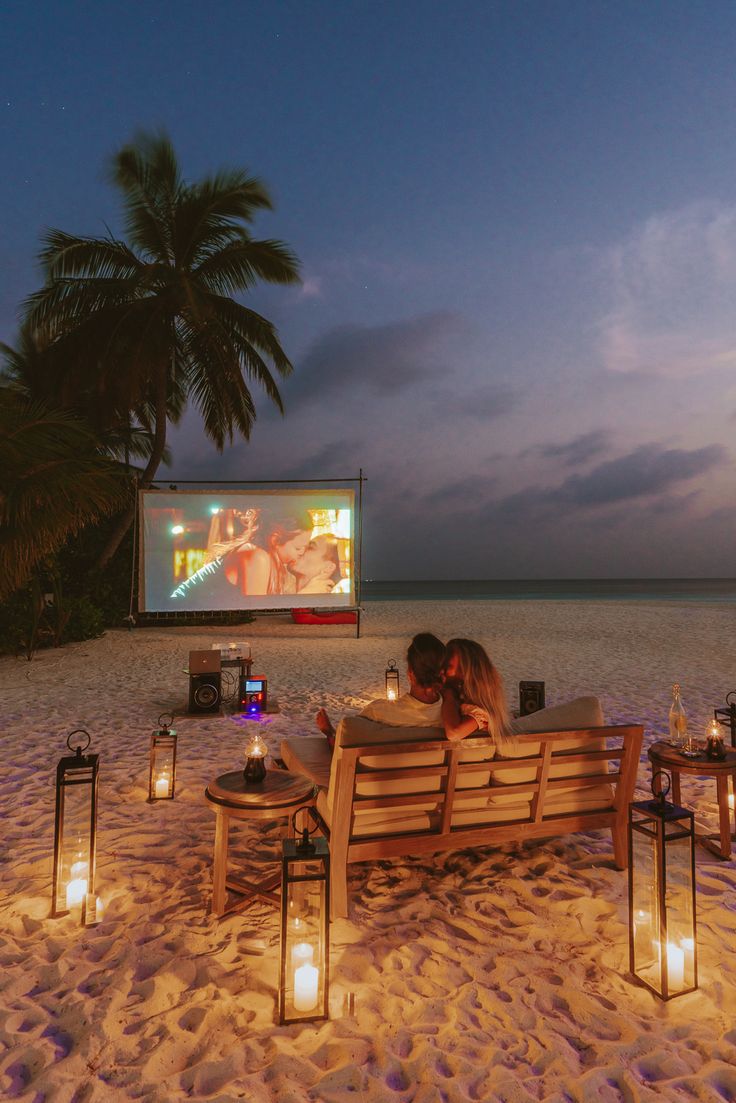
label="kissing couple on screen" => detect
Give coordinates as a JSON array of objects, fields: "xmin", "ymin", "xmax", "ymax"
[{"xmin": 205, "ymin": 507, "xmax": 344, "ymax": 597}]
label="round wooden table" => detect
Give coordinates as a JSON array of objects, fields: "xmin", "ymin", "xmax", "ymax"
[
  {"xmin": 205, "ymin": 770, "xmax": 316, "ymax": 917},
  {"xmin": 648, "ymin": 740, "xmax": 736, "ymax": 859}
]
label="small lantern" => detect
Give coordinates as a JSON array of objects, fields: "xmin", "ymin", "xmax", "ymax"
[
  {"xmin": 714, "ymin": 690, "xmax": 736, "ymax": 749},
  {"xmin": 385, "ymin": 659, "xmax": 400, "ymax": 702},
  {"xmin": 51, "ymin": 730, "xmax": 99, "ymax": 924},
  {"xmin": 244, "ymin": 732, "xmax": 268, "ymax": 784},
  {"xmin": 148, "ymin": 713, "xmax": 177, "ymax": 801},
  {"xmin": 705, "ymin": 718, "xmax": 727, "ymax": 761},
  {"xmin": 629, "ymin": 770, "xmax": 697, "ymax": 1000},
  {"xmin": 279, "ymin": 807, "xmax": 330, "ymax": 1024}
]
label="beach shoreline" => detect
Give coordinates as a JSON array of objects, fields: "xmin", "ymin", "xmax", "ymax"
[{"xmin": 2, "ymin": 598, "xmax": 736, "ymax": 1101}]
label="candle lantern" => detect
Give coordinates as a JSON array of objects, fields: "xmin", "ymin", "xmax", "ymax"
[
  {"xmin": 51, "ymin": 730, "xmax": 99, "ymax": 924},
  {"xmin": 385, "ymin": 659, "xmax": 400, "ymax": 702},
  {"xmin": 279, "ymin": 806, "xmax": 330, "ymax": 1024},
  {"xmin": 148, "ymin": 713, "xmax": 177, "ymax": 801},
  {"xmin": 629, "ymin": 770, "xmax": 697, "ymax": 1000},
  {"xmin": 705, "ymin": 718, "xmax": 727, "ymax": 761},
  {"xmin": 714, "ymin": 690, "xmax": 736, "ymax": 749},
  {"xmin": 244, "ymin": 732, "xmax": 268, "ymax": 784}
]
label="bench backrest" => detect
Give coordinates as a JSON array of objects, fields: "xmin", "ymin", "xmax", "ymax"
[{"xmin": 327, "ymin": 716, "xmax": 642, "ymax": 839}]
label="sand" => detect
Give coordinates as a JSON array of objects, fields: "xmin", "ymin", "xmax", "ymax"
[{"xmin": 1, "ymin": 598, "xmax": 736, "ymax": 1102}]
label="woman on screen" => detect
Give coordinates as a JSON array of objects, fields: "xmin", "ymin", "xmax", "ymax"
[{"xmin": 223, "ymin": 509, "xmax": 313, "ymax": 595}]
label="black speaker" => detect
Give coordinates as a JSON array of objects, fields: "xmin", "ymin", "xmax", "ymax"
[
  {"xmin": 189, "ymin": 672, "xmax": 222, "ymax": 714},
  {"xmin": 519, "ymin": 680, "xmax": 545, "ymax": 717}
]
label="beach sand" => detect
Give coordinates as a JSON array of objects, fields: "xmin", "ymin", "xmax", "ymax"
[{"xmin": 2, "ymin": 598, "xmax": 736, "ymax": 1102}]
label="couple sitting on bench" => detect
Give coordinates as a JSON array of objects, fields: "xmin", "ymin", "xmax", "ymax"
[{"xmin": 316, "ymin": 632, "xmax": 512, "ymax": 753}]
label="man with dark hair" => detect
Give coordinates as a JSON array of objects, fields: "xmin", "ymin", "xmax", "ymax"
[{"xmin": 315, "ymin": 632, "xmax": 446, "ymax": 749}]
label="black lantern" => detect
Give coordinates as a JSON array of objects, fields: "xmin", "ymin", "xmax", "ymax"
[
  {"xmin": 629, "ymin": 770, "xmax": 697, "ymax": 1000},
  {"xmin": 279, "ymin": 807, "xmax": 330, "ymax": 1024},
  {"xmin": 385, "ymin": 659, "xmax": 400, "ymax": 702},
  {"xmin": 244, "ymin": 732, "xmax": 268, "ymax": 784},
  {"xmin": 148, "ymin": 713, "xmax": 177, "ymax": 801},
  {"xmin": 714, "ymin": 691, "xmax": 736, "ymax": 749},
  {"xmin": 51, "ymin": 730, "xmax": 99, "ymax": 924}
]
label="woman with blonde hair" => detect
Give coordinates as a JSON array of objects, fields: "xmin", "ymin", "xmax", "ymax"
[{"xmin": 441, "ymin": 637, "xmax": 511, "ymax": 750}]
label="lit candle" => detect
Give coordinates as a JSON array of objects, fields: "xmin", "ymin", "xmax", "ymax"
[
  {"xmin": 667, "ymin": 942, "xmax": 685, "ymax": 989},
  {"xmin": 387, "ymin": 687, "xmax": 397, "ymax": 702},
  {"xmin": 66, "ymin": 877, "xmax": 87, "ymax": 909},
  {"xmin": 293, "ymin": 963, "xmax": 319, "ymax": 1012},
  {"xmin": 70, "ymin": 858, "xmax": 88, "ymax": 880},
  {"xmin": 85, "ymin": 893, "xmax": 104, "ymax": 924},
  {"xmin": 291, "ymin": 942, "xmax": 314, "ymax": 969},
  {"xmin": 155, "ymin": 774, "xmax": 169, "ymax": 798}
]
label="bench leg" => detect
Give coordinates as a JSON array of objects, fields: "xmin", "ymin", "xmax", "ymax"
[
  {"xmin": 611, "ymin": 818, "xmax": 628, "ymax": 870},
  {"xmin": 330, "ymin": 849, "xmax": 349, "ymax": 920}
]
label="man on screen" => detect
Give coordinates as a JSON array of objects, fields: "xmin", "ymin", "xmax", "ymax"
[{"xmin": 293, "ymin": 535, "xmax": 343, "ymax": 594}]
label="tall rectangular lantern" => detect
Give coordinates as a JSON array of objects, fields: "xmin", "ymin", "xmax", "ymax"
[
  {"xmin": 51, "ymin": 730, "xmax": 99, "ymax": 923},
  {"xmin": 629, "ymin": 776, "xmax": 697, "ymax": 1000},
  {"xmin": 148, "ymin": 713, "xmax": 177, "ymax": 801},
  {"xmin": 279, "ymin": 821, "xmax": 330, "ymax": 1025}
]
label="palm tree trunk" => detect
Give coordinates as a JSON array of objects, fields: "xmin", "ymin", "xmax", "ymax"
[{"xmin": 95, "ymin": 369, "xmax": 169, "ymax": 572}]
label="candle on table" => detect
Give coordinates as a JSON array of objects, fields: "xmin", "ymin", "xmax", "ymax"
[{"xmin": 293, "ymin": 963, "xmax": 319, "ymax": 1012}]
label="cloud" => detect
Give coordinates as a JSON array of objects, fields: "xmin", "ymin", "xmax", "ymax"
[
  {"xmin": 523, "ymin": 430, "xmax": 612, "ymax": 467},
  {"xmin": 284, "ymin": 312, "xmax": 465, "ymax": 404},
  {"xmin": 431, "ymin": 385, "xmax": 517, "ymax": 421},
  {"xmin": 599, "ymin": 202, "xmax": 736, "ymax": 377}
]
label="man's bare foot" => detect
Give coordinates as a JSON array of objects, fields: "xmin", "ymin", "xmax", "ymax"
[{"xmin": 315, "ymin": 708, "xmax": 335, "ymax": 738}]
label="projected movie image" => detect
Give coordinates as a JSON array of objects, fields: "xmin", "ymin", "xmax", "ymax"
[{"xmin": 140, "ymin": 489, "xmax": 355, "ymax": 612}]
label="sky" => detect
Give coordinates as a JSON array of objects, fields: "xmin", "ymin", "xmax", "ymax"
[{"xmin": 2, "ymin": 0, "xmax": 736, "ymax": 579}]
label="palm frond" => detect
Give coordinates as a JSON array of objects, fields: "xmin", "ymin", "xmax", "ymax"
[
  {"xmin": 109, "ymin": 131, "xmax": 180, "ymax": 263},
  {"xmin": 0, "ymin": 390, "xmax": 129, "ymax": 597},
  {"xmin": 193, "ymin": 235, "xmax": 301, "ymax": 295}
]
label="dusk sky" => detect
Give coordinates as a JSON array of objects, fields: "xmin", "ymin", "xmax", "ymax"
[{"xmin": 2, "ymin": 1, "xmax": 736, "ymax": 578}]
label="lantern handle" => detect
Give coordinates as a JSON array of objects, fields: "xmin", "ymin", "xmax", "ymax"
[
  {"xmin": 292, "ymin": 804, "xmax": 320, "ymax": 853},
  {"xmin": 726, "ymin": 690, "xmax": 736, "ymax": 707},
  {"xmin": 158, "ymin": 712, "xmax": 174, "ymax": 731},
  {"xmin": 651, "ymin": 769, "xmax": 671, "ymax": 805},
  {"xmin": 66, "ymin": 729, "xmax": 91, "ymax": 754},
  {"xmin": 386, "ymin": 658, "xmax": 398, "ymax": 671}
]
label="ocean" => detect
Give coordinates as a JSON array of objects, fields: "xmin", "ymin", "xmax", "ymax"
[{"xmin": 360, "ymin": 578, "xmax": 736, "ymax": 603}]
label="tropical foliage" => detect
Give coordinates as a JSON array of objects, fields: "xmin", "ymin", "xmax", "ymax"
[
  {"xmin": 24, "ymin": 130, "xmax": 300, "ymax": 565},
  {"xmin": 0, "ymin": 388, "xmax": 127, "ymax": 600}
]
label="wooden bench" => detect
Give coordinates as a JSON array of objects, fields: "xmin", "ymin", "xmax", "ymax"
[{"xmin": 282, "ymin": 711, "xmax": 643, "ymax": 918}]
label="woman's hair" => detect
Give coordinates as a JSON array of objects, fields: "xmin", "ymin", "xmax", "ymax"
[
  {"xmin": 258, "ymin": 509, "xmax": 313, "ymax": 550},
  {"xmin": 407, "ymin": 633, "xmax": 446, "ymax": 688},
  {"xmin": 445, "ymin": 637, "xmax": 511, "ymax": 747}
]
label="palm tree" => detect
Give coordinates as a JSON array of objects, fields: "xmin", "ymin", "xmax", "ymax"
[
  {"xmin": 0, "ymin": 388, "xmax": 128, "ymax": 599},
  {"xmin": 25, "ymin": 130, "xmax": 300, "ymax": 566}
]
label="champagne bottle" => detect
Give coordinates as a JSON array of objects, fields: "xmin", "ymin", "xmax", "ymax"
[{"xmin": 668, "ymin": 684, "xmax": 687, "ymax": 747}]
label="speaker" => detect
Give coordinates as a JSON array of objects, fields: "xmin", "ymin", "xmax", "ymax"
[
  {"xmin": 519, "ymin": 680, "xmax": 545, "ymax": 717},
  {"xmin": 188, "ymin": 650, "xmax": 222, "ymax": 714}
]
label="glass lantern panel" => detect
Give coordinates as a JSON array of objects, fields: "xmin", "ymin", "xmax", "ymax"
[
  {"xmin": 663, "ymin": 833, "xmax": 696, "ymax": 993},
  {"xmin": 151, "ymin": 737, "xmax": 175, "ymax": 798},
  {"xmin": 631, "ymin": 826, "xmax": 661, "ymax": 992},
  {"xmin": 56, "ymin": 777, "xmax": 94, "ymax": 913},
  {"xmin": 283, "ymin": 858, "xmax": 327, "ymax": 1019}
]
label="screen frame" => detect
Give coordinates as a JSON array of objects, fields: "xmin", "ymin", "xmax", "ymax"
[{"xmin": 137, "ymin": 484, "xmax": 360, "ymax": 613}]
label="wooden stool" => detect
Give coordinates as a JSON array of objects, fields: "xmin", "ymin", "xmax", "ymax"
[{"xmin": 205, "ymin": 770, "xmax": 316, "ymax": 917}]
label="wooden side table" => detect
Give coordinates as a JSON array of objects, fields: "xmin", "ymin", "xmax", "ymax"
[
  {"xmin": 205, "ymin": 770, "xmax": 316, "ymax": 917},
  {"xmin": 648, "ymin": 740, "xmax": 736, "ymax": 859}
]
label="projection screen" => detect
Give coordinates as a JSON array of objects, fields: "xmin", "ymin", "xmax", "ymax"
[{"xmin": 139, "ymin": 488, "xmax": 356, "ymax": 612}]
